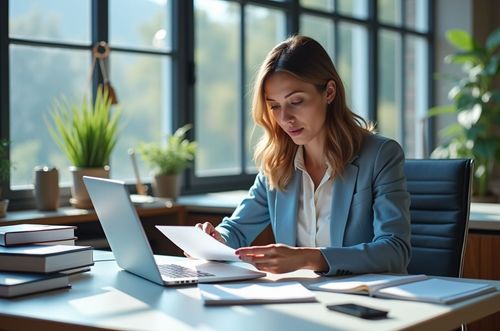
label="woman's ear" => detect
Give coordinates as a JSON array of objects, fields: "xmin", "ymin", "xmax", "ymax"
[{"xmin": 326, "ymin": 80, "xmax": 336, "ymax": 104}]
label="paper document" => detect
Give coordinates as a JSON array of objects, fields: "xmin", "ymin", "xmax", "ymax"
[
  {"xmin": 156, "ymin": 226, "xmax": 239, "ymax": 261},
  {"xmin": 198, "ymin": 281, "xmax": 317, "ymax": 305}
]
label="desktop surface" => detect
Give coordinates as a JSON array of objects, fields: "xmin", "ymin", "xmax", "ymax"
[{"xmin": 0, "ymin": 251, "xmax": 499, "ymax": 331}]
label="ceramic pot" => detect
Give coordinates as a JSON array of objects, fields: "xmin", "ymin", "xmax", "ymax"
[
  {"xmin": 152, "ymin": 174, "xmax": 181, "ymax": 200},
  {"xmin": 70, "ymin": 166, "xmax": 110, "ymax": 209},
  {"xmin": 33, "ymin": 166, "xmax": 60, "ymax": 211}
]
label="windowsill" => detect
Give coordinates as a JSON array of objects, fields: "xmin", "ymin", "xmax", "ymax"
[
  {"xmin": 177, "ymin": 190, "xmax": 248, "ymax": 214},
  {"xmin": 1, "ymin": 191, "xmax": 500, "ymax": 231},
  {"xmin": 0, "ymin": 203, "xmax": 185, "ymax": 225}
]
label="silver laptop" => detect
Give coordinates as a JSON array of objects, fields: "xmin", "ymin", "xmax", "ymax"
[{"xmin": 83, "ymin": 176, "xmax": 265, "ymax": 286}]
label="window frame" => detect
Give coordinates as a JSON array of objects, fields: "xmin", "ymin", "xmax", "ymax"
[{"xmin": 0, "ymin": 0, "xmax": 435, "ymax": 208}]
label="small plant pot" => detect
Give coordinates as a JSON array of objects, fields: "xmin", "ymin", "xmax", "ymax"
[
  {"xmin": 152, "ymin": 174, "xmax": 181, "ymax": 200},
  {"xmin": 0, "ymin": 199, "xmax": 9, "ymax": 218},
  {"xmin": 70, "ymin": 166, "xmax": 110, "ymax": 209}
]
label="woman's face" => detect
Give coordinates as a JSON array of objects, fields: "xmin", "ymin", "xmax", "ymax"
[{"xmin": 264, "ymin": 71, "xmax": 334, "ymax": 147}]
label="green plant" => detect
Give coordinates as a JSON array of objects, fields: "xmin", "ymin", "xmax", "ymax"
[
  {"xmin": 429, "ymin": 28, "xmax": 500, "ymax": 197},
  {"xmin": 138, "ymin": 124, "xmax": 197, "ymax": 176},
  {"xmin": 47, "ymin": 85, "xmax": 121, "ymax": 168},
  {"xmin": 0, "ymin": 140, "xmax": 11, "ymax": 200}
]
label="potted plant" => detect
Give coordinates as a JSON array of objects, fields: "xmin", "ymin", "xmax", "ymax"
[
  {"xmin": 429, "ymin": 28, "xmax": 500, "ymax": 201},
  {"xmin": 47, "ymin": 85, "xmax": 121, "ymax": 208},
  {"xmin": 0, "ymin": 140, "xmax": 11, "ymax": 217},
  {"xmin": 137, "ymin": 124, "xmax": 197, "ymax": 200}
]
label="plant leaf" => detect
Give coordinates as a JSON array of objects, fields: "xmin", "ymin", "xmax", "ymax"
[
  {"xmin": 486, "ymin": 28, "xmax": 500, "ymax": 52},
  {"xmin": 427, "ymin": 105, "xmax": 456, "ymax": 117},
  {"xmin": 446, "ymin": 29, "xmax": 474, "ymax": 51}
]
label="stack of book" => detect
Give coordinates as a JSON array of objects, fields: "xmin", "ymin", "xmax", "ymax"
[{"xmin": 0, "ymin": 224, "xmax": 94, "ymax": 298}]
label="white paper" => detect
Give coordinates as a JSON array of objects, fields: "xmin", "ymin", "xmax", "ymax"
[
  {"xmin": 198, "ymin": 281, "xmax": 317, "ymax": 305},
  {"xmin": 155, "ymin": 226, "xmax": 240, "ymax": 261}
]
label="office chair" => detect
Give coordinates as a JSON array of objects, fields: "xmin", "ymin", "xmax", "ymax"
[{"xmin": 404, "ymin": 159, "xmax": 473, "ymax": 277}]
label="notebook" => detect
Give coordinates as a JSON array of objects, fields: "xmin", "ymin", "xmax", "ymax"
[
  {"xmin": 83, "ymin": 176, "xmax": 265, "ymax": 286},
  {"xmin": 309, "ymin": 273, "xmax": 497, "ymax": 304},
  {"xmin": 198, "ymin": 281, "xmax": 317, "ymax": 305}
]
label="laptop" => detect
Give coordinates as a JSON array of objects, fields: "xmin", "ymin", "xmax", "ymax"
[{"xmin": 83, "ymin": 176, "xmax": 265, "ymax": 286}]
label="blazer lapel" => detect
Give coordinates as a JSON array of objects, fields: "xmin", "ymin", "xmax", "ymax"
[
  {"xmin": 330, "ymin": 162, "xmax": 359, "ymax": 246},
  {"xmin": 274, "ymin": 170, "xmax": 301, "ymax": 246}
]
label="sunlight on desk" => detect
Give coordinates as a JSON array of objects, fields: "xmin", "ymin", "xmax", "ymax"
[{"xmin": 69, "ymin": 286, "xmax": 192, "ymax": 330}]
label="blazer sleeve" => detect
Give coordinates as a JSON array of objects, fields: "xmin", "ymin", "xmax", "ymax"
[
  {"xmin": 319, "ymin": 139, "xmax": 411, "ymax": 276},
  {"xmin": 216, "ymin": 173, "xmax": 271, "ymax": 248}
]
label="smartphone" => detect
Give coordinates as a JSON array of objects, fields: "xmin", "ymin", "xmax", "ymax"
[{"xmin": 326, "ymin": 303, "xmax": 388, "ymax": 319}]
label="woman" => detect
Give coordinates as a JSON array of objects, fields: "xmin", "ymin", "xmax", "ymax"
[{"xmin": 197, "ymin": 35, "xmax": 411, "ymax": 276}]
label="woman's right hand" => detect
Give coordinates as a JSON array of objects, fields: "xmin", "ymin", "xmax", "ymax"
[{"xmin": 195, "ymin": 222, "xmax": 224, "ymax": 243}]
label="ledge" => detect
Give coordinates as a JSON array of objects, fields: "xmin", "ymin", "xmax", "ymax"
[
  {"xmin": 469, "ymin": 203, "xmax": 500, "ymax": 231},
  {"xmin": 1, "ymin": 191, "xmax": 499, "ymax": 232},
  {"xmin": 0, "ymin": 204, "xmax": 185, "ymax": 225},
  {"xmin": 177, "ymin": 190, "xmax": 248, "ymax": 214}
]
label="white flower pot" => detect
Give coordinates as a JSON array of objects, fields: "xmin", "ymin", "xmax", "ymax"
[{"xmin": 70, "ymin": 166, "xmax": 110, "ymax": 209}]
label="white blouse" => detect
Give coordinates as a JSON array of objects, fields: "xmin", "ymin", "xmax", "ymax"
[{"xmin": 294, "ymin": 146, "xmax": 333, "ymax": 247}]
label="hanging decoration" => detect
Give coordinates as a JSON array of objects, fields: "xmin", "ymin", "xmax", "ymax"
[{"xmin": 90, "ymin": 41, "xmax": 118, "ymax": 105}]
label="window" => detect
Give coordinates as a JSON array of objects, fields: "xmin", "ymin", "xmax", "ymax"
[
  {"xmin": 0, "ymin": 0, "xmax": 432, "ymax": 207},
  {"xmin": 2, "ymin": 0, "xmax": 173, "ymax": 208},
  {"xmin": 190, "ymin": 0, "xmax": 432, "ymax": 191}
]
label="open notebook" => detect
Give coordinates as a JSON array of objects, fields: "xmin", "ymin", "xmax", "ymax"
[{"xmin": 309, "ymin": 274, "xmax": 497, "ymax": 304}]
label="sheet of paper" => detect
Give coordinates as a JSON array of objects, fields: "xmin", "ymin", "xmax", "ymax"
[
  {"xmin": 198, "ymin": 281, "xmax": 317, "ymax": 305},
  {"xmin": 155, "ymin": 226, "xmax": 240, "ymax": 261}
]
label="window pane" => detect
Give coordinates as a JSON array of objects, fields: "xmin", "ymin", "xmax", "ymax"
[
  {"xmin": 378, "ymin": 30, "xmax": 401, "ymax": 141},
  {"xmin": 300, "ymin": 15, "xmax": 334, "ymax": 58},
  {"xmin": 10, "ymin": 45, "xmax": 90, "ymax": 188},
  {"xmin": 378, "ymin": 0, "xmax": 402, "ymax": 26},
  {"xmin": 405, "ymin": 0, "xmax": 428, "ymax": 32},
  {"xmin": 300, "ymin": 0, "xmax": 334, "ymax": 12},
  {"xmin": 245, "ymin": 6, "xmax": 286, "ymax": 172},
  {"xmin": 337, "ymin": 0, "xmax": 368, "ymax": 19},
  {"xmin": 404, "ymin": 37, "xmax": 428, "ymax": 158},
  {"xmin": 338, "ymin": 22, "xmax": 368, "ymax": 119},
  {"xmin": 110, "ymin": 0, "xmax": 171, "ymax": 51},
  {"xmin": 9, "ymin": 0, "xmax": 91, "ymax": 44},
  {"xmin": 110, "ymin": 53, "xmax": 171, "ymax": 181},
  {"xmin": 195, "ymin": 0, "xmax": 240, "ymax": 176}
]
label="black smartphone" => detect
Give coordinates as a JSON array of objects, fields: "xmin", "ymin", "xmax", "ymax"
[{"xmin": 326, "ymin": 303, "xmax": 388, "ymax": 319}]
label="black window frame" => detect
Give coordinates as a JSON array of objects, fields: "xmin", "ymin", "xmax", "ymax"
[{"xmin": 0, "ymin": 0, "xmax": 435, "ymax": 209}]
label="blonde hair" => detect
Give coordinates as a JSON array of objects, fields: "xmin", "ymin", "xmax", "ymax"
[{"xmin": 252, "ymin": 35, "xmax": 373, "ymax": 191}]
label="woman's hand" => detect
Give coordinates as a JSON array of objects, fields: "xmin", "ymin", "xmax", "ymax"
[
  {"xmin": 194, "ymin": 222, "xmax": 224, "ymax": 243},
  {"xmin": 235, "ymin": 244, "xmax": 328, "ymax": 274}
]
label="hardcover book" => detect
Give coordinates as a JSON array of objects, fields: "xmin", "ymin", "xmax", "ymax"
[
  {"xmin": 0, "ymin": 271, "xmax": 70, "ymax": 298},
  {"xmin": 0, "ymin": 224, "xmax": 76, "ymax": 246},
  {"xmin": 0, "ymin": 244, "xmax": 93, "ymax": 273}
]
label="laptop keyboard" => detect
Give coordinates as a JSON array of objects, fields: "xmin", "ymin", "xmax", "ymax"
[{"xmin": 158, "ymin": 264, "xmax": 215, "ymax": 279}]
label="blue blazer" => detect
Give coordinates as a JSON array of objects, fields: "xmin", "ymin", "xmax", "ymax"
[{"xmin": 217, "ymin": 134, "xmax": 411, "ymax": 276}]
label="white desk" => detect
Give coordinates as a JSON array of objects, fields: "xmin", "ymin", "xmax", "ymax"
[{"xmin": 1, "ymin": 251, "xmax": 500, "ymax": 331}]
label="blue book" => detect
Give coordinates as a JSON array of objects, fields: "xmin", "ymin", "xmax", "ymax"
[
  {"xmin": 0, "ymin": 272, "xmax": 70, "ymax": 298},
  {"xmin": 0, "ymin": 245, "xmax": 93, "ymax": 273}
]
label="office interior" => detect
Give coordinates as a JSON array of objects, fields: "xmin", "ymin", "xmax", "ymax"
[{"xmin": 0, "ymin": 0, "xmax": 500, "ymax": 330}]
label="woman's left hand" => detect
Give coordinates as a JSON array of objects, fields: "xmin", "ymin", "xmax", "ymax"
[{"xmin": 235, "ymin": 244, "xmax": 327, "ymax": 274}]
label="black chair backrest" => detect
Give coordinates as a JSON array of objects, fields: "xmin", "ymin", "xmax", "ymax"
[{"xmin": 404, "ymin": 159, "xmax": 473, "ymax": 277}]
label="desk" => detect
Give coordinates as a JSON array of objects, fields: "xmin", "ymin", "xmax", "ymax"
[{"xmin": 1, "ymin": 251, "xmax": 499, "ymax": 331}]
